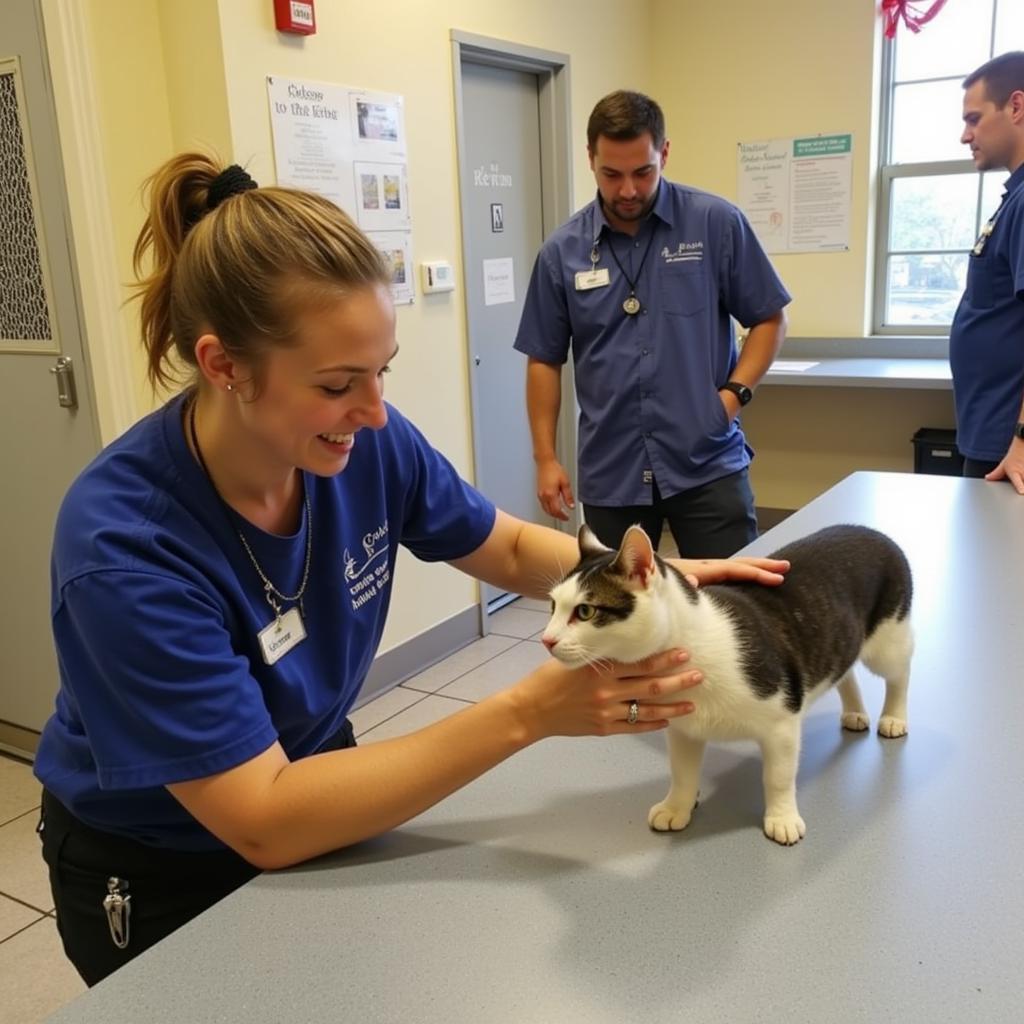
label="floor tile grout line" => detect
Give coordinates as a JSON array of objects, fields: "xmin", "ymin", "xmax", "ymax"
[
  {"xmin": 0, "ymin": 812, "xmax": 39, "ymax": 829},
  {"xmin": 431, "ymin": 639, "xmax": 544, "ymax": 698},
  {"xmin": 398, "ymin": 638, "xmax": 532, "ymax": 696},
  {"xmin": 353, "ymin": 633, "xmax": 540, "ymax": 733},
  {"xmin": 355, "ymin": 691, "xmax": 476, "ymax": 740},
  {"xmin": 0, "ymin": 804, "xmax": 42, "ymax": 830},
  {"xmin": 0, "ymin": 913, "xmax": 48, "ymax": 947},
  {"xmin": 353, "ymin": 689, "xmax": 434, "ymax": 738},
  {"xmin": 399, "ymin": 683, "xmax": 447, "ymax": 697},
  {"xmin": 0, "ymin": 889, "xmax": 52, "ymax": 916}
]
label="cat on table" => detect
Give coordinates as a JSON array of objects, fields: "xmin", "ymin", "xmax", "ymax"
[{"xmin": 541, "ymin": 523, "xmax": 913, "ymax": 846}]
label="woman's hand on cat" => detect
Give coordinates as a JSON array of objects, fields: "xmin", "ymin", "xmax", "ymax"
[
  {"xmin": 671, "ymin": 556, "xmax": 790, "ymax": 588},
  {"xmin": 507, "ymin": 648, "xmax": 701, "ymax": 740}
]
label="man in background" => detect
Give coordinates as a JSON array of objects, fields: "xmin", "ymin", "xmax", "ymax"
[
  {"xmin": 951, "ymin": 51, "xmax": 1024, "ymax": 493},
  {"xmin": 514, "ymin": 90, "xmax": 790, "ymax": 557}
]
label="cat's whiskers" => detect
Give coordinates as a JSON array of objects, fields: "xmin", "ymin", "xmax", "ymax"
[
  {"xmin": 576, "ymin": 647, "xmax": 614, "ymax": 674},
  {"xmin": 535, "ymin": 569, "xmax": 562, "ymax": 597}
]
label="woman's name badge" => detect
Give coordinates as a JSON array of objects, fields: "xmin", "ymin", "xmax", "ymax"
[
  {"xmin": 258, "ymin": 607, "xmax": 307, "ymax": 665},
  {"xmin": 574, "ymin": 268, "xmax": 610, "ymax": 291}
]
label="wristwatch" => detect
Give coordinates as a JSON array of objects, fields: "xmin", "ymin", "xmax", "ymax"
[
  {"xmin": 720, "ymin": 381, "xmax": 753, "ymax": 406},
  {"xmin": 1014, "ymin": 422, "xmax": 1024, "ymax": 440}
]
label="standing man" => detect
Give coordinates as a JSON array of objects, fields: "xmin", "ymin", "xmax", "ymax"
[
  {"xmin": 514, "ymin": 91, "xmax": 790, "ymax": 557},
  {"xmin": 951, "ymin": 52, "xmax": 1024, "ymax": 494}
]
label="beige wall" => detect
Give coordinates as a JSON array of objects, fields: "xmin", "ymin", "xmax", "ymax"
[
  {"xmin": 157, "ymin": 0, "xmax": 232, "ymax": 156},
  {"xmin": 73, "ymin": 0, "xmax": 955, "ymax": 656},
  {"xmin": 651, "ymin": 0, "xmax": 881, "ymax": 337},
  {"xmin": 742, "ymin": 386, "xmax": 954, "ymax": 510},
  {"xmin": 650, "ymin": 0, "xmax": 955, "ymax": 507},
  {"xmin": 83, "ymin": 0, "xmax": 173, "ymax": 413}
]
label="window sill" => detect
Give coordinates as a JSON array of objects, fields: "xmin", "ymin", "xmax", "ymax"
[{"xmin": 762, "ymin": 336, "xmax": 952, "ymax": 391}]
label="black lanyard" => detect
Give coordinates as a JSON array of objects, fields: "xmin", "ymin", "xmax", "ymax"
[{"xmin": 603, "ymin": 225, "xmax": 657, "ymax": 315}]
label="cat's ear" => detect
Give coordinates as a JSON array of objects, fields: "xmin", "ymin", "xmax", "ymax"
[
  {"xmin": 578, "ymin": 523, "xmax": 611, "ymax": 558},
  {"xmin": 613, "ymin": 525, "xmax": 657, "ymax": 588}
]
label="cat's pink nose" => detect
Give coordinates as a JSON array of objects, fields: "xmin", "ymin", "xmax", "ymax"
[{"xmin": 541, "ymin": 636, "xmax": 557, "ymax": 652}]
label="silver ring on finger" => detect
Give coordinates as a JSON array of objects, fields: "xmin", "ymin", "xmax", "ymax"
[{"xmin": 627, "ymin": 700, "xmax": 639, "ymax": 725}]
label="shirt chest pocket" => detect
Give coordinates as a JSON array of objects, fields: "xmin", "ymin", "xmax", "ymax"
[
  {"xmin": 659, "ymin": 261, "xmax": 708, "ymax": 316},
  {"xmin": 965, "ymin": 253, "xmax": 994, "ymax": 310}
]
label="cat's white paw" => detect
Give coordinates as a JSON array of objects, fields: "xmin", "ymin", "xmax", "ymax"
[
  {"xmin": 763, "ymin": 812, "xmax": 806, "ymax": 846},
  {"xmin": 648, "ymin": 801, "xmax": 694, "ymax": 832},
  {"xmin": 878, "ymin": 716, "xmax": 908, "ymax": 738},
  {"xmin": 841, "ymin": 711, "xmax": 870, "ymax": 732}
]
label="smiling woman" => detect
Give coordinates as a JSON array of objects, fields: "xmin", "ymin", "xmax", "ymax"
[
  {"xmin": 32, "ymin": 151, "xmax": 791, "ymax": 989},
  {"xmin": 185, "ymin": 284, "xmax": 398, "ymax": 512}
]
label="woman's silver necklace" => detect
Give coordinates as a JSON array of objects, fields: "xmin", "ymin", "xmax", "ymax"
[{"xmin": 188, "ymin": 397, "xmax": 311, "ymax": 663}]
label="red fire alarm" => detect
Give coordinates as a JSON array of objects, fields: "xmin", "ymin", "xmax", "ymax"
[{"xmin": 274, "ymin": 0, "xmax": 316, "ymax": 35}]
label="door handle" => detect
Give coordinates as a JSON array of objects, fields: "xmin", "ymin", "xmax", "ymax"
[{"xmin": 50, "ymin": 356, "xmax": 78, "ymax": 409}]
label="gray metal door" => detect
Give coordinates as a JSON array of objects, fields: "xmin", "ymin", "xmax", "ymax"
[
  {"xmin": 459, "ymin": 61, "xmax": 546, "ymax": 610},
  {"xmin": 0, "ymin": 0, "xmax": 101, "ymax": 755}
]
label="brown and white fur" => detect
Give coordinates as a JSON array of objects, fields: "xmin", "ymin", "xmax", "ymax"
[{"xmin": 541, "ymin": 524, "xmax": 914, "ymax": 845}]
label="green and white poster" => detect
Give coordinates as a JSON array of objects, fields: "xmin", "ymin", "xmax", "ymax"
[{"xmin": 737, "ymin": 133, "xmax": 853, "ymax": 254}]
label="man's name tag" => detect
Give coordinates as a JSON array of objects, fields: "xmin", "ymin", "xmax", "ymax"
[
  {"xmin": 258, "ymin": 607, "xmax": 307, "ymax": 665},
  {"xmin": 574, "ymin": 268, "xmax": 610, "ymax": 291}
]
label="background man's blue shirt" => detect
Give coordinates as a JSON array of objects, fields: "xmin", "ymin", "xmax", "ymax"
[
  {"xmin": 949, "ymin": 163, "xmax": 1024, "ymax": 461},
  {"xmin": 514, "ymin": 181, "xmax": 790, "ymax": 506}
]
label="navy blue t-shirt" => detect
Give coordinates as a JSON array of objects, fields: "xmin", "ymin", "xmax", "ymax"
[
  {"xmin": 949, "ymin": 163, "xmax": 1024, "ymax": 461},
  {"xmin": 35, "ymin": 393, "xmax": 495, "ymax": 850}
]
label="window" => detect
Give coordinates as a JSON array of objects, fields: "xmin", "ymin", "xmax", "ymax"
[{"xmin": 875, "ymin": 0, "xmax": 1023, "ymax": 334}]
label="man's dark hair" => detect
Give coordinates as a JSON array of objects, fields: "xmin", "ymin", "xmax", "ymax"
[
  {"xmin": 587, "ymin": 90, "xmax": 666, "ymax": 152},
  {"xmin": 963, "ymin": 51, "xmax": 1024, "ymax": 107}
]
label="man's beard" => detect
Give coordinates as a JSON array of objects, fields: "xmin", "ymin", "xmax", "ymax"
[{"xmin": 607, "ymin": 195, "xmax": 654, "ymax": 222}]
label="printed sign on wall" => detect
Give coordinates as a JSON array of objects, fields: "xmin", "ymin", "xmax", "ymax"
[
  {"xmin": 267, "ymin": 76, "xmax": 414, "ymax": 302},
  {"xmin": 737, "ymin": 133, "xmax": 853, "ymax": 254}
]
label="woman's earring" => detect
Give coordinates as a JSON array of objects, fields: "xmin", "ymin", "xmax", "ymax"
[{"xmin": 226, "ymin": 383, "xmax": 235, "ymax": 393}]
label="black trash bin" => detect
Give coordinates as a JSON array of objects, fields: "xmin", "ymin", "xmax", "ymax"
[{"xmin": 911, "ymin": 427, "xmax": 964, "ymax": 476}]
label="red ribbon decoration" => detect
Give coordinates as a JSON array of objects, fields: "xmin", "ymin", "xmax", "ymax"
[{"xmin": 881, "ymin": 0, "xmax": 950, "ymax": 39}]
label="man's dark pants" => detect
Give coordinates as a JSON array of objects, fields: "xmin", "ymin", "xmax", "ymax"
[{"xmin": 582, "ymin": 469, "xmax": 758, "ymax": 558}]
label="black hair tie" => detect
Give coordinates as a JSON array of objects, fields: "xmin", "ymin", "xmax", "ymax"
[{"xmin": 207, "ymin": 165, "xmax": 258, "ymax": 211}]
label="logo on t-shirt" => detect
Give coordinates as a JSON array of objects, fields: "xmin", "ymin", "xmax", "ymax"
[
  {"xmin": 662, "ymin": 241, "xmax": 704, "ymax": 264},
  {"xmin": 344, "ymin": 521, "xmax": 391, "ymax": 611}
]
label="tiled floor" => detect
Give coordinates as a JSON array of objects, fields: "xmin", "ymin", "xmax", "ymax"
[
  {"xmin": 0, "ymin": 757, "xmax": 85, "ymax": 1023},
  {"xmin": 0, "ymin": 595, "xmax": 557, "ymax": 1022}
]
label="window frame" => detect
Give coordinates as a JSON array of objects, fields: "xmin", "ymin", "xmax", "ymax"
[{"xmin": 872, "ymin": 21, "xmax": 996, "ymax": 336}]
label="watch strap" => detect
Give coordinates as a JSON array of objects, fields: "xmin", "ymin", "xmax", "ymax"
[{"xmin": 721, "ymin": 381, "xmax": 753, "ymax": 406}]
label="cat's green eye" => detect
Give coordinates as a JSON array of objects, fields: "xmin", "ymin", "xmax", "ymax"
[{"xmin": 575, "ymin": 604, "xmax": 596, "ymax": 622}]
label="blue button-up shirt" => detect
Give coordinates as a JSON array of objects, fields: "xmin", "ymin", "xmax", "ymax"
[
  {"xmin": 949, "ymin": 163, "xmax": 1024, "ymax": 462},
  {"xmin": 514, "ymin": 180, "xmax": 790, "ymax": 506}
]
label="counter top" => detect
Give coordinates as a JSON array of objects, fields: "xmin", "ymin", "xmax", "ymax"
[
  {"xmin": 765, "ymin": 356, "xmax": 951, "ymax": 389},
  {"xmin": 761, "ymin": 336, "xmax": 952, "ymax": 390},
  {"xmin": 49, "ymin": 472, "xmax": 1024, "ymax": 1024}
]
